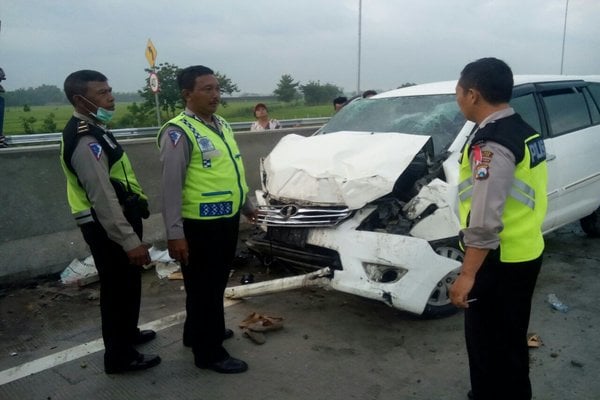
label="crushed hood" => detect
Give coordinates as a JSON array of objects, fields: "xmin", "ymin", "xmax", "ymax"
[{"xmin": 261, "ymin": 131, "xmax": 430, "ymax": 210}]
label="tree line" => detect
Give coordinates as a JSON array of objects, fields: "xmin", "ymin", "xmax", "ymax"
[
  {"xmin": 3, "ymin": 63, "xmax": 344, "ymax": 108},
  {"xmin": 3, "ymin": 85, "xmax": 142, "ymax": 107},
  {"xmin": 3, "ymin": 62, "xmax": 351, "ymax": 132}
]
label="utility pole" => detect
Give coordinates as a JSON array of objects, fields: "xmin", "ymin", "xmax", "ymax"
[
  {"xmin": 560, "ymin": 0, "xmax": 569, "ymax": 74},
  {"xmin": 357, "ymin": 0, "xmax": 362, "ymax": 95},
  {"xmin": 0, "ymin": 20, "xmax": 7, "ymax": 147}
]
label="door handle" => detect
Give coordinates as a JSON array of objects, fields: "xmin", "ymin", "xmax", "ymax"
[{"xmin": 546, "ymin": 153, "xmax": 556, "ymax": 161}]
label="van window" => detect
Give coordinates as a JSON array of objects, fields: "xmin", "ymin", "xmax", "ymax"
[
  {"xmin": 510, "ymin": 93, "xmax": 542, "ymax": 134},
  {"xmin": 583, "ymin": 84, "xmax": 600, "ymax": 124},
  {"xmin": 583, "ymin": 90, "xmax": 600, "ymax": 124},
  {"xmin": 541, "ymin": 87, "xmax": 591, "ymax": 137},
  {"xmin": 588, "ymin": 82, "xmax": 600, "ymax": 107}
]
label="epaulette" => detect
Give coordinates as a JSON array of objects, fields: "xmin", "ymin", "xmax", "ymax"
[{"xmin": 77, "ymin": 120, "xmax": 90, "ymax": 134}]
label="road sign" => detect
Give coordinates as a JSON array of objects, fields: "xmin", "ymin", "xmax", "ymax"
[
  {"xmin": 145, "ymin": 39, "xmax": 157, "ymax": 67},
  {"xmin": 149, "ymin": 72, "xmax": 159, "ymax": 93}
]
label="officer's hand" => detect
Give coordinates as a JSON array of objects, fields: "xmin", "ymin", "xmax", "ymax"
[
  {"xmin": 450, "ymin": 273, "xmax": 475, "ymax": 308},
  {"xmin": 127, "ymin": 245, "xmax": 151, "ymax": 267},
  {"xmin": 168, "ymin": 238, "xmax": 189, "ymax": 266},
  {"xmin": 243, "ymin": 208, "xmax": 259, "ymax": 224}
]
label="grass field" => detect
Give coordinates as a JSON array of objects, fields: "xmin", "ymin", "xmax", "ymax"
[{"xmin": 2, "ymin": 100, "xmax": 334, "ymax": 135}]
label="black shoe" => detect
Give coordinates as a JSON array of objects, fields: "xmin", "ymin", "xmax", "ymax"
[
  {"xmin": 196, "ymin": 356, "xmax": 248, "ymax": 374},
  {"xmin": 105, "ymin": 353, "xmax": 161, "ymax": 374},
  {"xmin": 183, "ymin": 329, "xmax": 234, "ymax": 347},
  {"xmin": 467, "ymin": 390, "xmax": 474, "ymax": 400},
  {"xmin": 133, "ymin": 329, "xmax": 156, "ymax": 345}
]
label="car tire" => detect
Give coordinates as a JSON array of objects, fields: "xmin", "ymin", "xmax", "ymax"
[
  {"xmin": 421, "ymin": 246, "xmax": 463, "ymax": 319},
  {"xmin": 580, "ymin": 207, "xmax": 600, "ymax": 238}
]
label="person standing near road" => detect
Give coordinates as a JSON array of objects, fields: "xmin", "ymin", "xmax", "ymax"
[
  {"xmin": 59, "ymin": 70, "xmax": 160, "ymax": 374},
  {"xmin": 333, "ymin": 96, "xmax": 347, "ymax": 112},
  {"xmin": 250, "ymin": 103, "xmax": 282, "ymax": 131},
  {"xmin": 450, "ymin": 58, "xmax": 548, "ymax": 400},
  {"xmin": 157, "ymin": 65, "xmax": 257, "ymax": 374}
]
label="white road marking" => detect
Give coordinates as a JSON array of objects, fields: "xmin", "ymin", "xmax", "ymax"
[{"xmin": 0, "ymin": 299, "xmax": 239, "ymax": 386}]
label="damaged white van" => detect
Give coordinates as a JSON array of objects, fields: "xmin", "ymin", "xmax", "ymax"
[{"xmin": 239, "ymin": 76, "xmax": 600, "ymax": 318}]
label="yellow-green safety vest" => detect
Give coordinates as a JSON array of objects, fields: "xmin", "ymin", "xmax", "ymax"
[
  {"xmin": 159, "ymin": 113, "xmax": 249, "ymax": 220},
  {"xmin": 458, "ymin": 118, "xmax": 548, "ymax": 262},
  {"xmin": 60, "ymin": 118, "xmax": 146, "ymax": 224}
]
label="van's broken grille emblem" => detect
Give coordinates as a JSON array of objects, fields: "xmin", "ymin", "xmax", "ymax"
[
  {"xmin": 280, "ymin": 205, "xmax": 299, "ymax": 219},
  {"xmin": 256, "ymin": 203, "xmax": 352, "ymax": 227}
]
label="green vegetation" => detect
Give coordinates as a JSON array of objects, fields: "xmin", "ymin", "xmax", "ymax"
[
  {"xmin": 2, "ymin": 100, "xmax": 334, "ymax": 135},
  {"xmin": 1, "ymin": 62, "xmax": 342, "ymax": 135}
]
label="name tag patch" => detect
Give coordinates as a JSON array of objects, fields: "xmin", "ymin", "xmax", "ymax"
[
  {"xmin": 200, "ymin": 202, "xmax": 233, "ymax": 217},
  {"xmin": 197, "ymin": 136, "xmax": 216, "ymax": 153}
]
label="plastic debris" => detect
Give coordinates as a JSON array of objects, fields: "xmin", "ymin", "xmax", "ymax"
[
  {"xmin": 60, "ymin": 256, "xmax": 97, "ymax": 285},
  {"xmin": 155, "ymin": 262, "xmax": 180, "ymax": 280},
  {"xmin": 527, "ymin": 333, "xmax": 542, "ymax": 348},
  {"xmin": 239, "ymin": 312, "xmax": 284, "ymax": 345},
  {"xmin": 60, "ymin": 247, "xmax": 181, "ymax": 284},
  {"xmin": 547, "ymin": 293, "xmax": 569, "ymax": 313}
]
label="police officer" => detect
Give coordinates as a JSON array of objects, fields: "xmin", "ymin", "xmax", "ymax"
[
  {"xmin": 157, "ymin": 65, "xmax": 256, "ymax": 374},
  {"xmin": 450, "ymin": 58, "xmax": 548, "ymax": 400},
  {"xmin": 60, "ymin": 70, "xmax": 160, "ymax": 374}
]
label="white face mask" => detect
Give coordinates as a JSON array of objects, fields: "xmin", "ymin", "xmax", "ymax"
[{"xmin": 79, "ymin": 96, "xmax": 115, "ymax": 124}]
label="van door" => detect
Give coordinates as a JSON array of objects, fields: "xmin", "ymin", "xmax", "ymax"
[{"xmin": 536, "ymin": 82, "xmax": 600, "ymax": 231}]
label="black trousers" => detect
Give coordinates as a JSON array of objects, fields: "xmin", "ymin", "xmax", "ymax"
[
  {"xmin": 80, "ymin": 217, "xmax": 143, "ymax": 367},
  {"xmin": 465, "ymin": 251, "xmax": 542, "ymax": 400},
  {"xmin": 182, "ymin": 214, "xmax": 240, "ymax": 364}
]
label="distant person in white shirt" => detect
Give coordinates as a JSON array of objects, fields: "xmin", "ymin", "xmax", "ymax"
[{"xmin": 250, "ymin": 103, "xmax": 282, "ymax": 131}]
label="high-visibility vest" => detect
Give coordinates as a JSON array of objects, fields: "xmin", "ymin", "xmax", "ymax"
[
  {"xmin": 60, "ymin": 118, "xmax": 146, "ymax": 224},
  {"xmin": 158, "ymin": 113, "xmax": 249, "ymax": 220},
  {"xmin": 458, "ymin": 114, "xmax": 548, "ymax": 262}
]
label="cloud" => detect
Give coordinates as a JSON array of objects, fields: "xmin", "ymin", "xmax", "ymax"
[{"xmin": 1, "ymin": 0, "xmax": 598, "ymax": 95}]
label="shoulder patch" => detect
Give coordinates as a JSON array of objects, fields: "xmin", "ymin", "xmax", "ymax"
[
  {"xmin": 472, "ymin": 144, "xmax": 490, "ymax": 180},
  {"xmin": 474, "ymin": 164, "xmax": 490, "ymax": 180},
  {"xmin": 167, "ymin": 130, "xmax": 182, "ymax": 147},
  {"xmin": 88, "ymin": 142, "xmax": 103, "ymax": 160},
  {"xmin": 77, "ymin": 121, "xmax": 90, "ymax": 134}
]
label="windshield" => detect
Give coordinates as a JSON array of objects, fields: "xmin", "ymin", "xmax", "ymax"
[{"xmin": 320, "ymin": 95, "xmax": 466, "ymax": 155}]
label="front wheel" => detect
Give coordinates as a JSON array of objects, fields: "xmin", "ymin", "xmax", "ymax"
[
  {"xmin": 421, "ymin": 246, "xmax": 464, "ymax": 319},
  {"xmin": 580, "ymin": 207, "xmax": 600, "ymax": 238}
]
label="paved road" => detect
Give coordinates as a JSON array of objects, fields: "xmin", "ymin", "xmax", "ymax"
[{"xmin": 0, "ymin": 222, "xmax": 598, "ymax": 399}]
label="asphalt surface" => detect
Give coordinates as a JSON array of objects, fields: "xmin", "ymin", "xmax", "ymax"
[{"xmin": 0, "ymin": 222, "xmax": 598, "ymax": 400}]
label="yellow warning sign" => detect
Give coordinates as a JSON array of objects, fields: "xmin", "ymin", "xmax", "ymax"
[{"xmin": 145, "ymin": 39, "xmax": 157, "ymax": 67}]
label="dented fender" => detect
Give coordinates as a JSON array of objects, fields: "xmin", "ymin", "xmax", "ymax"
[{"xmin": 306, "ymin": 210, "xmax": 460, "ymax": 315}]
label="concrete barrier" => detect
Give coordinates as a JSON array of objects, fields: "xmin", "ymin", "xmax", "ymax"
[{"xmin": 0, "ymin": 126, "xmax": 319, "ymax": 285}]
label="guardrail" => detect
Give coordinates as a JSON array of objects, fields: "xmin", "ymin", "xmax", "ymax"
[{"xmin": 4, "ymin": 117, "xmax": 330, "ymax": 146}]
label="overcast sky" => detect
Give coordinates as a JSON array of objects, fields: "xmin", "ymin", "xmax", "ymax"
[{"xmin": 1, "ymin": 0, "xmax": 599, "ymax": 95}]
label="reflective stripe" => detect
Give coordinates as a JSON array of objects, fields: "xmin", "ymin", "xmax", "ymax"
[
  {"xmin": 510, "ymin": 178, "xmax": 536, "ymax": 209},
  {"xmin": 74, "ymin": 209, "xmax": 94, "ymax": 225},
  {"xmin": 513, "ymin": 178, "xmax": 535, "ymax": 199},
  {"xmin": 458, "ymin": 178, "xmax": 472, "ymax": 193},
  {"xmin": 457, "ymin": 177, "xmax": 536, "ymax": 209},
  {"xmin": 509, "ymin": 187, "xmax": 535, "ymax": 209},
  {"xmin": 459, "ymin": 187, "xmax": 473, "ymax": 202}
]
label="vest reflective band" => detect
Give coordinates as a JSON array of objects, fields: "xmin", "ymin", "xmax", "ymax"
[
  {"xmin": 458, "ymin": 133, "xmax": 548, "ymax": 262},
  {"xmin": 60, "ymin": 120, "xmax": 146, "ymax": 224},
  {"xmin": 159, "ymin": 113, "xmax": 249, "ymax": 220}
]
